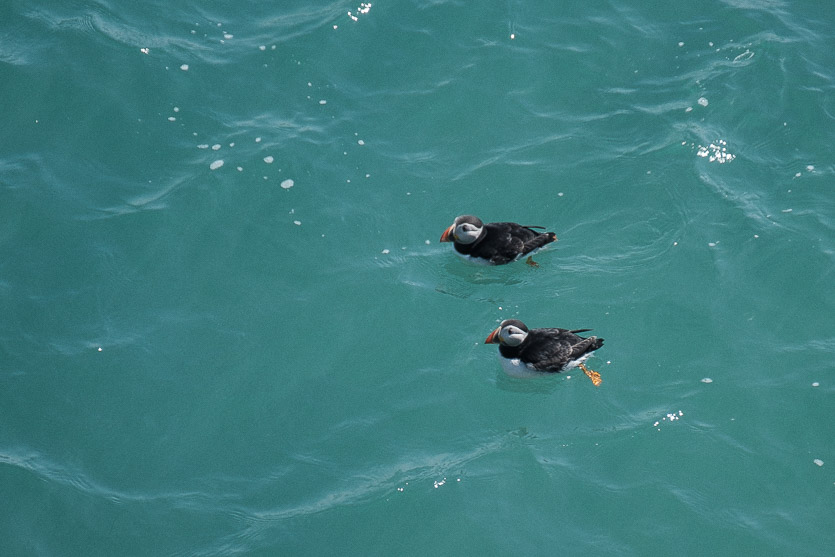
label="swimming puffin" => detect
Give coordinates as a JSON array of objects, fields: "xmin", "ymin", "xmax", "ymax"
[
  {"xmin": 440, "ymin": 215, "xmax": 557, "ymax": 266},
  {"xmin": 484, "ymin": 319, "xmax": 603, "ymax": 385}
]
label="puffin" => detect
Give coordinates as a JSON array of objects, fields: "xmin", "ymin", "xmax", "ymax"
[
  {"xmin": 440, "ymin": 215, "xmax": 557, "ymax": 266},
  {"xmin": 484, "ymin": 319, "xmax": 604, "ymax": 385}
]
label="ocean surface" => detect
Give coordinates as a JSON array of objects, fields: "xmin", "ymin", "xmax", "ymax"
[{"xmin": 1, "ymin": 1, "xmax": 833, "ymax": 555}]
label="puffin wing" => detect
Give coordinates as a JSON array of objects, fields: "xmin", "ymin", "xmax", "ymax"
[
  {"xmin": 568, "ymin": 335, "xmax": 603, "ymax": 360},
  {"xmin": 482, "ymin": 224, "xmax": 526, "ymax": 264},
  {"xmin": 520, "ymin": 231, "xmax": 557, "ymax": 255},
  {"xmin": 520, "ymin": 329, "xmax": 574, "ymax": 371}
]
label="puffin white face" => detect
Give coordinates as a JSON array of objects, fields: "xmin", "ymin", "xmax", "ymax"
[
  {"xmin": 453, "ymin": 221, "xmax": 483, "ymax": 244},
  {"xmin": 498, "ymin": 324, "xmax": 528, "ymax": 346}
]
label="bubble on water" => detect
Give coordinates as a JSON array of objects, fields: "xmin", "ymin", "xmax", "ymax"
[
  {"xmin": 653, "ymin": 410, "xmax": 684, "ymax": 430},
  {"xmin": 696, "ymin": 139, "xmax": 735, "ymax": 163},
  {"xmin": 264, "ymin": 156, "xmax": 274, "ymax": 164},
  {"xmin": 698, "ymin": 97, "xmax": 708, "ymax": 106}
]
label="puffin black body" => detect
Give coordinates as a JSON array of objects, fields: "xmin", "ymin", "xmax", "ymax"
[
  {"xmin": 485, "ymin": 319, "xmax": 604, "ymax": 383},
  {"xmin": 440, "ymin": 215, "xmax": 557, "ymax": 265}
]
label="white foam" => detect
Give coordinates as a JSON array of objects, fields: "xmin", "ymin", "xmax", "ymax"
[
  {"xmin": 264, "ymin": 156, "xmax": 274, "ymax": 164},
  {"xmin": 210, "ymin": 160, "xmax": 224, "ymax": 170},
  {"xmin": 733, "ymin": 50, "xmax": 754, "ymax": 63},
  {"xmin": 180, "ymin": 64, "xmax": 189, "ymax": 71},
  {"xmin": 280, "ymin": 179, "xmax": 294, "ymax": 189}
]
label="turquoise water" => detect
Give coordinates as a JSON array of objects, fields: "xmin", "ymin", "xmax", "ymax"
[{"xmin": 1, "ymin": 1, "xmax": 833, "ymax": 554}]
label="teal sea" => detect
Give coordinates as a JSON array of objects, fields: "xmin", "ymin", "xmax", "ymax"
[{"xmin": 1, "ymin": 1, "xmax": 833, "ymax": 555}]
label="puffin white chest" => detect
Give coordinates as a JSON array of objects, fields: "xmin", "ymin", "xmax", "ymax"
[{"xmin": 497, "ymin": 355, "xmax": 544, "ymax": 378}]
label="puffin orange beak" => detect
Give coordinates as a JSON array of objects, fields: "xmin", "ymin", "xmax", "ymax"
[
  {"xmin": 440, "ymin": 225, "xmax": 454, "ymax": 242},
  {"xmin": 485, "ymin": 327, "xmax": 501, "ymax": 344}
]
